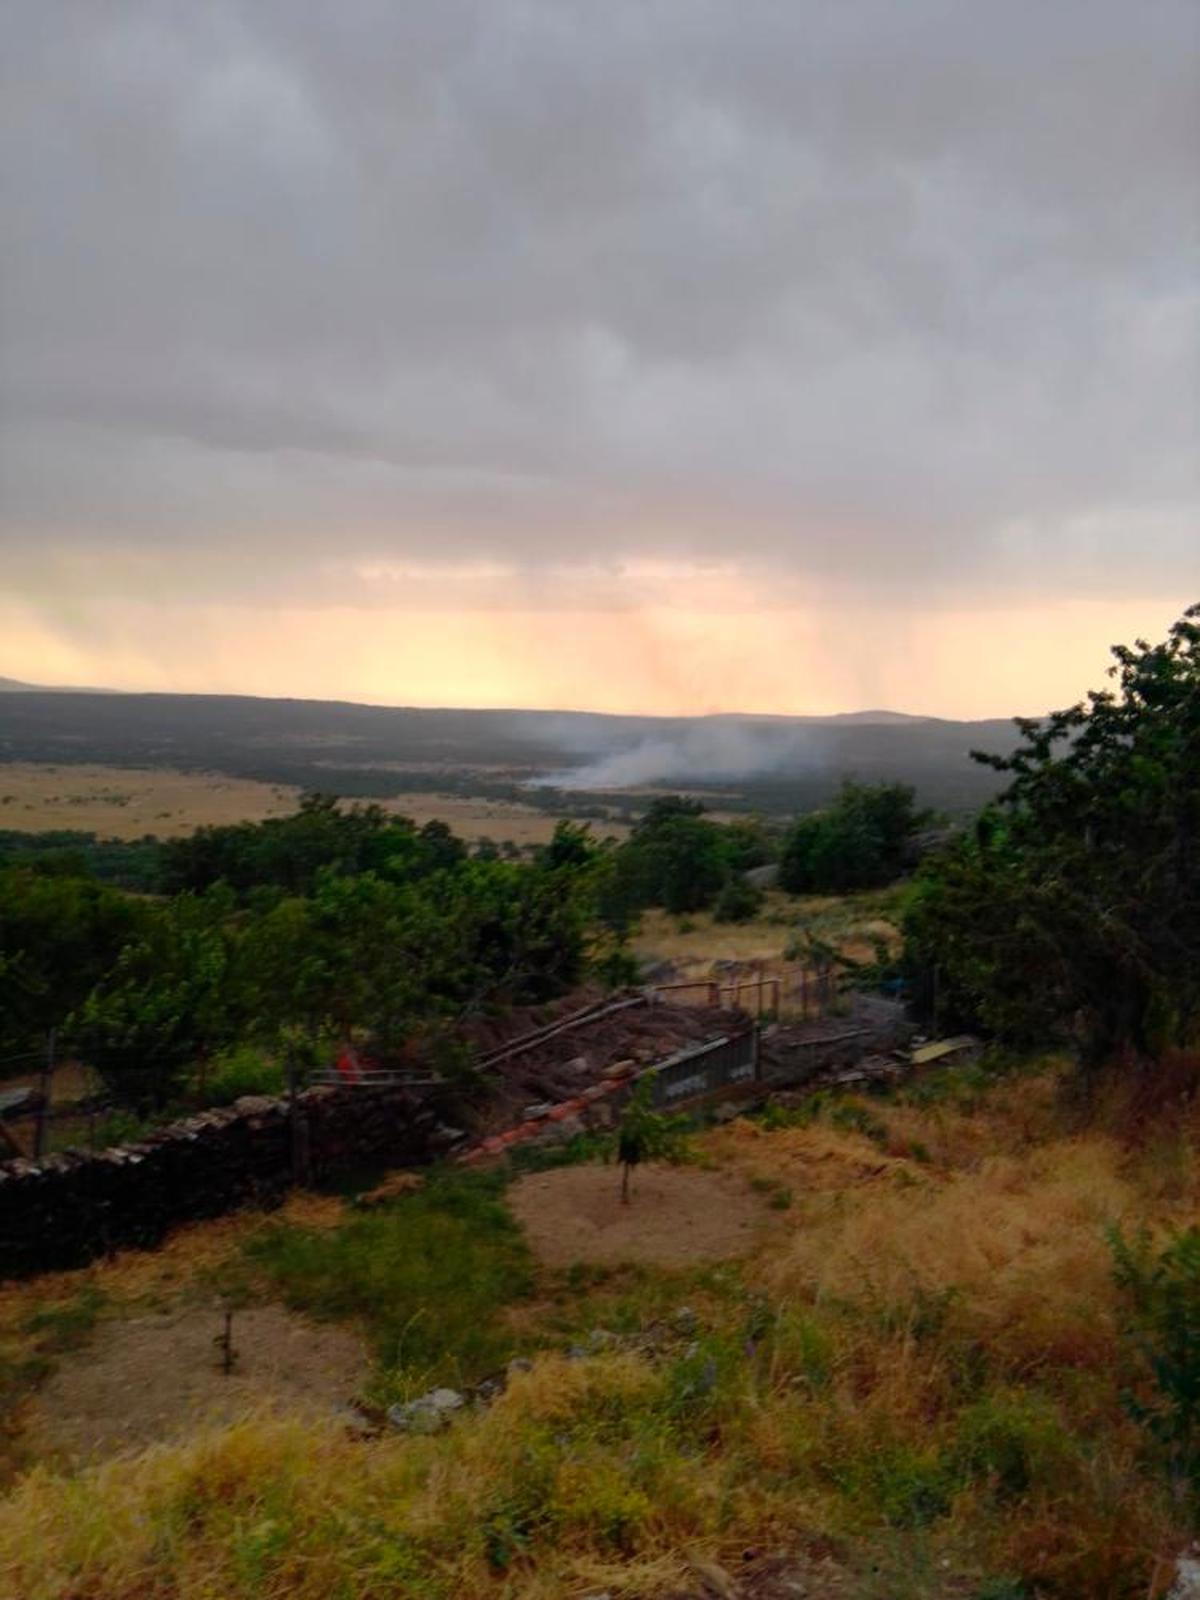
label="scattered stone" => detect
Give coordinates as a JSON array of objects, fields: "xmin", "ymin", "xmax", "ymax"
[
  {"xmin": 507, "ymin": 1356, "xmax": 533, "ymax": 1375},
  {"xmin": 386, "ymin": 1387, "xmax": 465, "ymax": 1433},
  {"xmin": 522, "ymin": 1103, "xmax": 555, "ymax": 1120}
]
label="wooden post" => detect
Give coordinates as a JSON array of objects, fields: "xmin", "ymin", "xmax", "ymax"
[
  {"xmin": 34, "ymin": 1027, "xmax": 55, "ymax": 1159},
  {"xmin": 287, "ymin": 1053, "xmax": 311, "ymax": 1186}
]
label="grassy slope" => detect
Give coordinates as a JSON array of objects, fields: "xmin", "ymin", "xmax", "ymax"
[{"xmin": 1, "ymin": 1061, "xmax": 1196, "ymax": 1599}]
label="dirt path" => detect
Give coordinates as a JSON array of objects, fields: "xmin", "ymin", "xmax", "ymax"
[
  {"xmin": 508, "ymin": 1162, "xmax": 771, "ymax": 1266},
  {"xmin": 28, "ymin": 1303, "xmax": 367, "ymax": 1466}
]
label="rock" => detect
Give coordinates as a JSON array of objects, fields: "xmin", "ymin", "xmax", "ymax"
[
  {"xmin": 673, "ymin": 1305, "xmax": 699, "ymax": 1335},
  {"xmin": 386, "ymin": 1387, "xmax": 465, "ymax": 1433},
  {"xmin": 522, "ymin": 1103, "xmax": 555, "ymax": 1121},
  {"xmin": 586, "ymin": 1327, "xmax": 617, "ymax": 1352},
  {"xmin": 1169, "ymin": 1549, "xmax": 1200, "ymax": 1600},
  {"xmin": 507, "ymin": 1356, "xmax": 533, "ymax": 1376},
  {"xmin": 601, "ymin": 1060, "xmax": 636, "ymax": 1080}
]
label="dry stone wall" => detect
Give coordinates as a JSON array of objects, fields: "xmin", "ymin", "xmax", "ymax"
[{"xmin": 0, "ymin": 1083, "xmax": 455, "ymax": 1279}]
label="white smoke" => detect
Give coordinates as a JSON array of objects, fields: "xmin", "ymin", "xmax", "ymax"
[{"xmin": 531, "ymin": 722, "xmax": 820, "ymax": 791}]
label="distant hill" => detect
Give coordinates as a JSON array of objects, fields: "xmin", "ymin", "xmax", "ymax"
[
  {"xmin": 0, "ymin": 689, "xmax": 1020, "ymax": 814},
  {"xmin": 0, "ymin": 676, "xmax": 114, "ymax": 694}
]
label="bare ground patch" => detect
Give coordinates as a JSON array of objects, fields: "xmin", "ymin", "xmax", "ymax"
[
  {"xmin": 508, "ymin": 1162, "xmax": 772, "ymax": 1267},
  {"xmin": 26, "ymin": 1302, "xmax": 367, "ymax": 1467}
]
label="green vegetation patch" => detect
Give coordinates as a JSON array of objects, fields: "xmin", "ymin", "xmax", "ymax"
[{"xmin": 246, "ymin": 1169, "xmax": 534, "ymax": 1395}]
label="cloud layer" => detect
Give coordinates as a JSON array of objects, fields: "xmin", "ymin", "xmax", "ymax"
[{"xmin": 1, "ymin": 1, "xmax": 1196, "ymax": 705}]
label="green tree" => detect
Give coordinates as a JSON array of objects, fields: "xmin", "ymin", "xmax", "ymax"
[
  {"xmin": 0, "ymin": 866, "xmax": 145, "ymax": 1056},
  {"xmin": 69, "ymin": 887, "xmax": 242, "ymax": 1108},
  {"xmin": 613, "ymin": 797, "xmax": 731, "ymax": 916},
  {"xmin": 905, "ymin": 606, "xmax": 1200, "ymax": 1062},
  {"xmin": 613, "ymin": 1077, "xmax": 691, "ymax": 1203},
  {"xmin": 779, "ymin": 781, "xmax": 926, "ymax": 894}
]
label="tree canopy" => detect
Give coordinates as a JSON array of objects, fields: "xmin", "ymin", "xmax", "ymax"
[
  {"xmin": 778, "ymin": 780, "xmax": 929, "ymax": 894},
  {"xmin": 904, "ymin": 605, "xmax": 1200, "ymax": 1063}
]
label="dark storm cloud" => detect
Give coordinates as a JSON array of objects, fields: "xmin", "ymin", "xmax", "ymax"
[{"xmin": 1, "ymin": 0, "xmax": 1197, "ymax": 606}]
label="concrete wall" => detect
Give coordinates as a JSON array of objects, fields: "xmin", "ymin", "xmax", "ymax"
[{"xmin": 0, "ymin": 1083, "xmax": 455, "ymax": 1279}]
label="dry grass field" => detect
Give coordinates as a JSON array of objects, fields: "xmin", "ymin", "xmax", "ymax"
[
  {"xmin": 0, "ymin": 764, "xmax": 298, "ymax": 838},
  {"xmin": 633, "ymin": 888, "xmax": 903, "ymax": 977},
  {"xmin": 2, "ymin": 1059, "xmax": 1195, "ymax": 1597},
  {"xmin": 0, "ymin": 763, "xmax": 622, "ymax": 848}
]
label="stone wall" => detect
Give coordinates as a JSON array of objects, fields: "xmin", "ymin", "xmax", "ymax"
[{"xmin": 0, "ymin": 1083, "xmax": 457, "ymax": 1279}]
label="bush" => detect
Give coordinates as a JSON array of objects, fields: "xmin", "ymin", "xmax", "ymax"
[
  {"xmin": 712, "ymin": 877, "xmax": 765, "ymax": 923},
  {"xmin": 1109, "ymin": 1223, "xmax": 1200, "ymax": 1506},
  {"xmin": 951, "ymin": 1388, "xmax": 1074, "ymax": 1500},
  {"xmin": 779, "ymin": 781, "xmax": 927, "ymax": 895},
  {"xmin": 203, "ymin": 1044, "xmax": 285, "ymax": 1106}
]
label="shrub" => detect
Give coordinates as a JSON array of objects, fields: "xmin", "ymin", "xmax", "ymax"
[
  {"xmin": 712, "ymin": 877, "xmax": 765, "ymax": 923},
  {"xmin": 951, "ymin": 1387, "xmax": 1074, "ymax": 1500},
  {"xmin": 1109, "ymin": 1223, "xmax": 1200, "ymax": 1506},
  {"xmin": 203, "ymin": 1044, "xmax": 285, "ymax": 1106}
]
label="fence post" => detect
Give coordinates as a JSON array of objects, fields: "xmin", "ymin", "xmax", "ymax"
[
  {"xmin": 287, "ymin": 1052, "xmax": 311, "ymax": 1187},
  {"xmin": 34, "ymin": 1027, "xmax": 55, "ymax": 1159}
]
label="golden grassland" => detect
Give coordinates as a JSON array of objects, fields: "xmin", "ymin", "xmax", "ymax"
[
  {"xmin": 0, "ymin": 764, "xmax": 298, "ymax": 839},
  {"xmin": 0, "ymin": 762, "xmax": 623, "ymax": 848},
  {"xmin": 633, "ymin": 887, "xmax": 903, "ymax": 978},
  {"xmin": 1, "ymin": 1061, "xmax": 1197, "ymax": 1598}
]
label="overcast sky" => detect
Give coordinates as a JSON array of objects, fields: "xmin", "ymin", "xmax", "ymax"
[{"xmin": 1, "ymin": 0, "xmax": 1197, "ymax": 715}]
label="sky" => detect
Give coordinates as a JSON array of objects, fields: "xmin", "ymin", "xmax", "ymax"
[{"xmin": 1, "ymin": 0, "xmax": 1197, "ymax": 718}]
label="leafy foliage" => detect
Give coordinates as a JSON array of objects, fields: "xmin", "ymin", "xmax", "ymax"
[
  {"xmin": 905, "ymin": 606, "xmax": 1200, "ymax": 1060},
  {"xmin": 69, "ymin": 888, "xmax": 241, "ymax": 1107},
  {"xmin": 160, "ymin": 793, "xmax": 464, "ymax": 898},
  {"xmin": 613, "ymin": 1077, "xmax": 691, "ymax": 1203},
  {"xmin": 0, "ymin": 866, "xmax": 145, "ymax": 1058},
  {"xmin": 1109, "ymin": 1223, "xmax": 1200, "ymax": 1506},
  {"xmin": 712, "ymin": 876, "xmax": 765, "ymax": 923},
  {"xmin": 779, "ymin": 780, "xmax": 929, "ymax": 894},
  {"xmin": 0, "ymin": 829, "xmax": 164, "ymax": 891}
]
